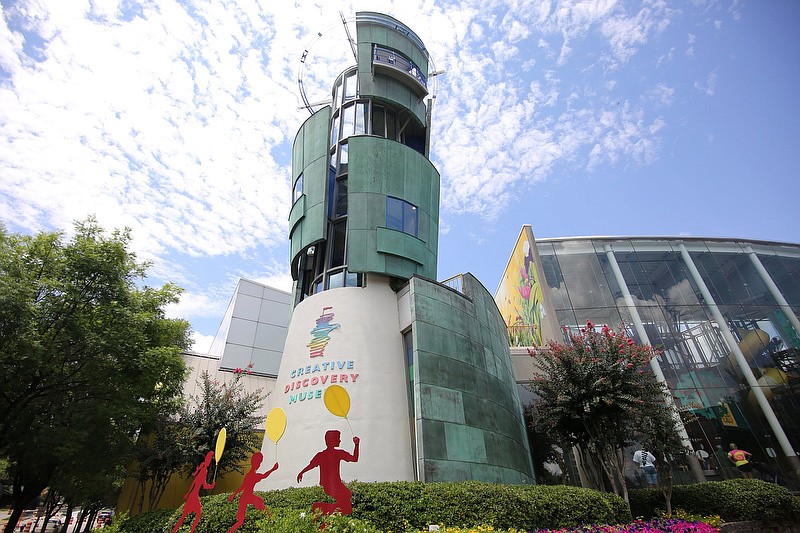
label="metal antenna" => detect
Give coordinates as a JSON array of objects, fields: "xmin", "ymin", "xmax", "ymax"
[{"xmin": 340, "ymin": 11, "xmax": 358, "ymax": 62}]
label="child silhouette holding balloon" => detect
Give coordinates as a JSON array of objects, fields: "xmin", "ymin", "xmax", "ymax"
[
  {"xmin": 171, "ymin": 451, "xmax": 216, "ymax": 533},
  {"xmin": 297, "ymin": 430, "xmax": 360, "ymax": 515},
  {"xmin": 226, "ymin": 452, "xmax": 278, "ymax": 533}
]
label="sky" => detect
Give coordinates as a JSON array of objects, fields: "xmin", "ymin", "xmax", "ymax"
[{"xmin": 2, "ymin": 0, "xmax": 799, "ymax": 353}]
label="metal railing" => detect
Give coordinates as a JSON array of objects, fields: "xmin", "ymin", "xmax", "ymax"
[
  {"xmin": 440, "ymin": 274, "xmax": 463, "ymax": 294},
  {"xmin": 507, "ymin": 325, "xmax": 541, "ymax": 347},
  {"xmin": 373, "ymin": 45, "xmax": 427, "ymax": 88}
]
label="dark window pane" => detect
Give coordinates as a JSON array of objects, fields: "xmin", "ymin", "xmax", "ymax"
[
  {"xmin": 386, "ymin": 197, "xmax": 403, "ymax": 230},
  {"xmin": 330, "ymin": 221, "xmax": 346, "ymax": 267},
  {"xmin": 386, "ymin": 108, "xmax": 396, "ymax": 140},
  {"xmin": 372, "ymin": 105, "xmax": 386, "ymax": 137},
  {"xmin": 335, "ymin": 178, "xmax": 348, "ymax": 217}
]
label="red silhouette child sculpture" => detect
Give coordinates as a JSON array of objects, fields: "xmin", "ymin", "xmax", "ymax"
[
  {"xmin": 296, "ymin": 430, "xmax": 360, "ymax": 515},
  {"xmin": 171, "ymin": 451, "xmax": 216, "ymax": 533},
  {"xmin": 226, "ymin": 452, "xmax": 279, "ymax": 533}
]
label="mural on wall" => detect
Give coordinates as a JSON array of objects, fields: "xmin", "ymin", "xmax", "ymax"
[
  {"xmin": 497, "ymin": 230, "xmax": 546, "ymax": 346},
  {"xmin": 283, "ymin": 307, "xmax": 361, "ymax": 406}
]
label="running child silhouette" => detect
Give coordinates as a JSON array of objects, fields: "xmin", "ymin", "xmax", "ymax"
[
  {"xmin": 171, "ymin": 451, "xmax": 216, "ymax": 533},
  {"xmin": 297, "ymin": 430, "xmax": 360, "ymax": 515},
  {"xmin": 226, "ymin": 452, "xmax": 279, "ymax": 533}
]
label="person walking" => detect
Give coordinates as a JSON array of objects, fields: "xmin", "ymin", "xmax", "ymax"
[
  {"xmin": 633, "ymin": 449, "xmax": 658, "ymax": 486},
  {"xmin": 727, "ymin": 443, "xmax": 753, "ymax": 478}
]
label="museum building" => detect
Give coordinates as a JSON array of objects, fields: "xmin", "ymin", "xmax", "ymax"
[
  {"xmin": 497, "ymin": 226, "xmax": 800, "ymax": 486},
  {"xmin": 255, "ymin": 12, "xmax": 534, "ymax": 490}
]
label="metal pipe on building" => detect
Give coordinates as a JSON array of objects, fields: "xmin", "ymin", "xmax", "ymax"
[
  {"xmin": 744, "ymin": 245, "xmax": 800, "ymax": 339},
  {"xmin": 603, "ymin": 245, "xmax": 706, "ymax": 482}
]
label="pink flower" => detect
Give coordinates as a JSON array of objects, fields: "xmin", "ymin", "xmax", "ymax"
[
  {"xmin": 519, "ymin": 266, "xmax": 529, "ymax": 281},
  {"xmin": 519, "ymin": 285, "xmax": 531, "ymax": 300}
]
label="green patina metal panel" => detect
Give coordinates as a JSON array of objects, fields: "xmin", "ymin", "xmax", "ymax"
[
  {"xmin": 420, "ymin": 419, "xmax": 447, "ymax": 460},
  {"xmin": 289, "ymin": 108, "xmax": 330, "ymax": 269},
  {"xmin": 410, "ymin": 275, "xmax": 535, "ymax": 484},
  {"xmin": 444, "ymin": 423, "xmax": 487, "ymax": 463},
  {"xmin": 347, "ymin": 136, "xmax": 438, "ymax": 280},
  {"xmin": 420, "ymin": 384, "xmax": 465, "ymax": 424},
  {"xmin": 424, "ymin": 459, "xmax": 471, "ymax": 482},
  {"xmin": 355, "ymin": 13, "xmax": 428, "ymax": 125}
]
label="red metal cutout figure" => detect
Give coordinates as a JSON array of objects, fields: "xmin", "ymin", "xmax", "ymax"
[
  {"xmin": 296, "ymin": 430, "xmax": 360, "ymax": 515},
  {"xmin": 226, "ymin": 452, "xmax": 279, "ymax": 533},
  {"xmin": 171, "ymin": 451, "xmax": 216, "ymax": 533}
]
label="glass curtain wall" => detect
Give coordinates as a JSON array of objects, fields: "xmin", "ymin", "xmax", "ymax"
[{"xmin": 535, "ymin": 237, "xmax": 800, "ymax": 488}]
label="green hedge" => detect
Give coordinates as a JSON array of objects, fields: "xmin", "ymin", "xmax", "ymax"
[
  {"xmin": 114, "ymin": 481, "xmax": 629, "ymax": 533},
  {"xmin": 629, "ymin": 479, "xmax": 800, "ymax": 522}
]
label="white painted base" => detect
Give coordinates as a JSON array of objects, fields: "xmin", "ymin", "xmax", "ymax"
[{"xmin": 256, "ymin": 277, "xmax": 415, "ymax": 490}]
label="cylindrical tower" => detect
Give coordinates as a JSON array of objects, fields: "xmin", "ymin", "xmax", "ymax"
[{"xmin": 263, "ymin": 12, "xmax": 439, "ymax": 488}]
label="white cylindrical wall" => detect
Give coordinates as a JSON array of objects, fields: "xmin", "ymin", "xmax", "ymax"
[{"xmin": 257, "ymin": 278, "xmax": 415, "ymax": 490}]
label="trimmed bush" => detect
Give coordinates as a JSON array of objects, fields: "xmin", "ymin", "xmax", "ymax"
[
  {"xmin": 125, "ymin": 481, "xmax": 629, "ymax": 533},
  {"xmin": 629, "ymin": 479, "xmax": 800, "ymax": 522}
]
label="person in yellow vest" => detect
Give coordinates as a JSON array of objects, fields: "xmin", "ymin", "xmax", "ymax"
[{"xmin": 727, "ymin": 443, "xmax": 753, "ymax": 478}]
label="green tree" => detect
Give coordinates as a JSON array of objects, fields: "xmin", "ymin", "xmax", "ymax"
[
  {"xmin": 528, "ymin": 321, "xmax": 667, "ymax": 504},
  {"xmin": 637, "ymin": 392, "xmax": 692, "ymax": 515},
  {"xmin": 0, "ymin": 219, "xmax": 189, "ymax": 533},
  {"xmin": 180, "ymin": 369, "xmax": 265, "ymax": 479},
  {"xmin": 129, "ymin": 409, "xmax": 187, "ymax": 513}
]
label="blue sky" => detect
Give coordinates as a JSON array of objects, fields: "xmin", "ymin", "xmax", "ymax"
[{"xmin": 2, "ymin": 0, "xmax": 798, "ymax": 352}]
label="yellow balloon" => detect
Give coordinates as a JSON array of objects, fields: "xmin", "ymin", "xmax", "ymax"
[
  {"xmin": 265, "ymin": 407, "xmax": 287, "ymax": 443},
  {"xmin": 215, "ymin": 428, "xmax": 227, "ymax": 462},
  {"xmin": 324, "ymin": 385, "xmax": 351, "ymax": 418}
]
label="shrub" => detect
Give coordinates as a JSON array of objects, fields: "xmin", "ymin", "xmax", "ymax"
[
  {"xmin": 349, "ymin": 481, "xmax": 629, "ymax": 531},
  {"xmin": 120, "ymin": 481, "xmax": 630, "ymax": 533},
  {"xmin": 629, "ymin": 479, "xmax": 800, "ymax": 522},
  {"xmin": 107, "ymin": 508, "xmax": 173, "ymax": 533}
]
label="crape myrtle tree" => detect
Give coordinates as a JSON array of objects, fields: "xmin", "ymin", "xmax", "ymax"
[
  {"xmin": 527, "ymin": 321, "xmax": 684, "ymax": 505},
  {"xmin": 126, "ymin": 367, "xmax": 266, "ymax": 512},
  {"xmin": 0, "ymin": 219, "xmax": 189, "ymax": 533},
  {"xmin": 180, "ymin": 368, "xmax": 265, "ymax": 479},
  {"xmin": 637, "ymin": 391, "xmax": 693, "ymax": 515}
]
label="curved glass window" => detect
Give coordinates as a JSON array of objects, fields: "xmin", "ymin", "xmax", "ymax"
[
  {"xmin": 386, "ymin": 196, "xmax": 418, "ymax": 237},
  {"xmin": 292, "ymin": 173, "xmax": 303, "ymax": 203}
]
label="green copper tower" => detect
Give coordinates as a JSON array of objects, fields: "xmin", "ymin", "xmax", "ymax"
[{"xmin": 262, "ymin": 12, "xmax": 534, "ymax": 488}]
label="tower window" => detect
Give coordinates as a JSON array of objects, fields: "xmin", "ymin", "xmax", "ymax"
[
  {"xmin": 293, "ymin": 173, "xmax": 303, "ymax": 203},
  {"xmin": 386, "ymin": 197, "xmax": 418, "ymax": 237}
]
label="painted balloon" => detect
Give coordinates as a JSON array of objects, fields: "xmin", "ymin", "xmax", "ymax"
[
  {"xmin": 324, "ymin": 385, "xmax": 351, "ymax": 418},
  {"xmin": 215, "ymin": 427, "xmax": 227, "ymax": 462},
  {"xmin": 265, "ymin": 407, "xmax": 287, "ymax": 443}
]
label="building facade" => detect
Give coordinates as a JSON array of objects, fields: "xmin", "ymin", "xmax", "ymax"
[
  {"xmin": 499, "ymin": 226, "xmax": 800, "ymax": 487},
  {"xmin": 258, "ymin": 12, "xmax": 533, "ymax": 489}
]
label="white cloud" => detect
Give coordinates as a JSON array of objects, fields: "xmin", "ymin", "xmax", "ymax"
[
  {"xmin": 694, "ymin": 67, "xmax": 719, "ymax": 96},
  {"xmin": 1, "ymin": 0, "xmax": 758, "ymax": 336},
  {"xmin": 190, "ymin": 330, "xmax": 216, "ymax": 354}
]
